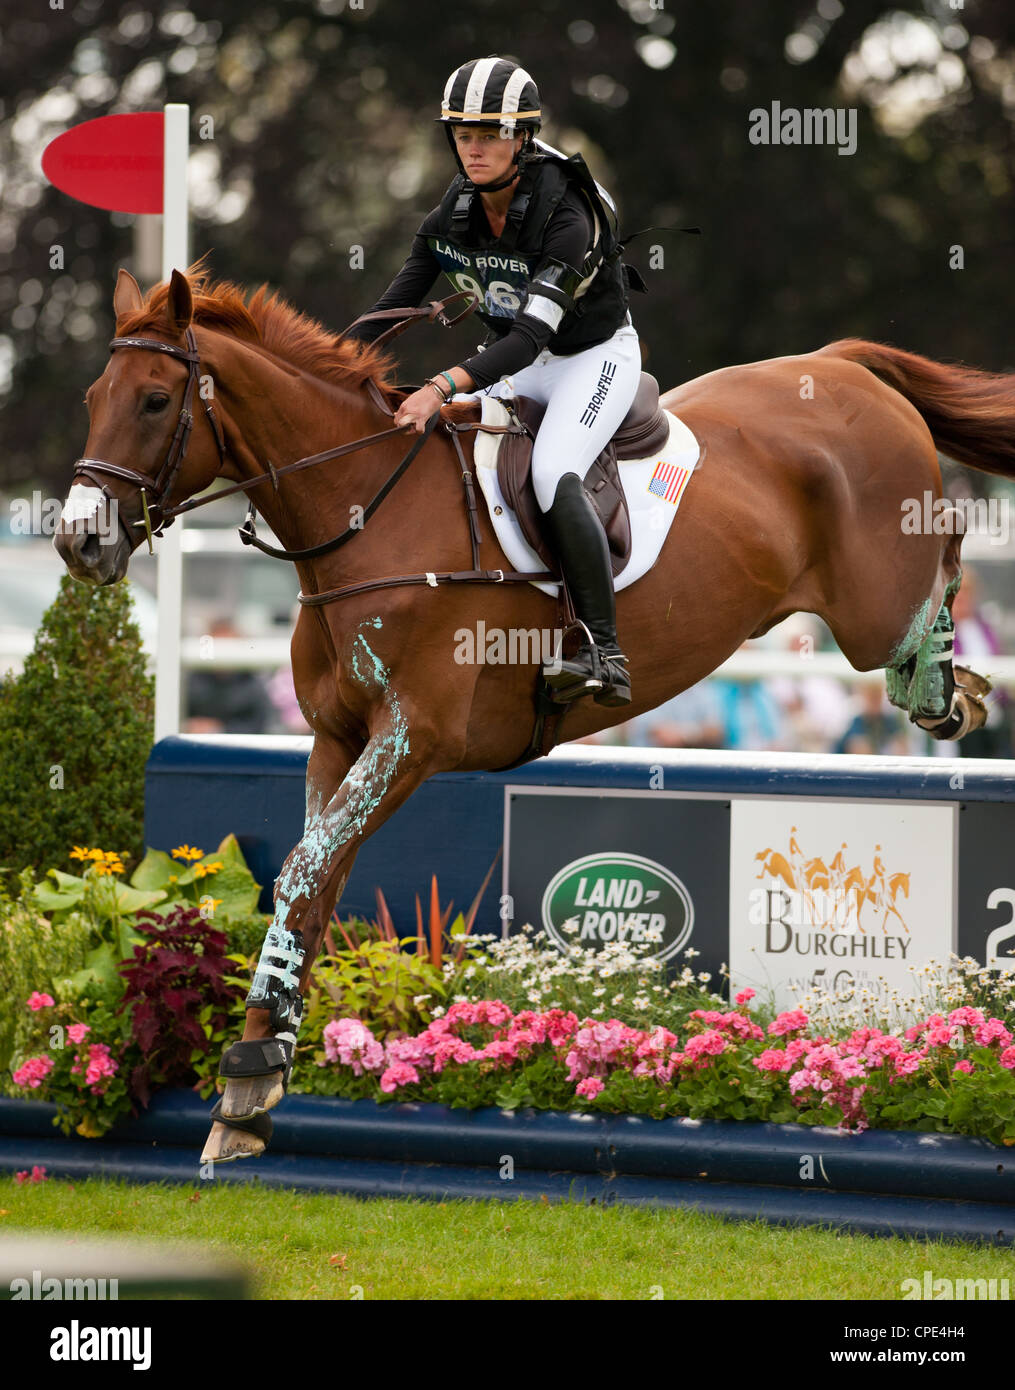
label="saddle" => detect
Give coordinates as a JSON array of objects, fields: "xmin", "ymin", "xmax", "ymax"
[{"xmin": 494, "ymin": 372, "xmax": 671, "ymax": 577}]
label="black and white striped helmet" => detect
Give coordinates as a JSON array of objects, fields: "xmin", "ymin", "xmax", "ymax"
[{"xmin": 438, "ymin": 57, "xmax": 542, "ymax": 134}]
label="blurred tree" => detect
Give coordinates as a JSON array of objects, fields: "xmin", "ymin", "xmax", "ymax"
[{"xmin": 1, "ymin": 0, "xmax": 1012, "ymax": 500}]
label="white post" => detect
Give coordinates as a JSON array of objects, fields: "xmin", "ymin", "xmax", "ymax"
[{"xmin": 154, "ymin": 103, "xmax": 189, "ymax": 742}]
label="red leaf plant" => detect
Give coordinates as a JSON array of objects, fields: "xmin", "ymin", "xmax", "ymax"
[{"xmin": 117, "ymin": 905, "xmax": 244, "ymax": 1106}]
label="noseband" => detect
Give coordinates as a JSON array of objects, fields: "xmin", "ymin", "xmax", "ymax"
[{"xmin": 72, "ymin": 327, "xmax": 227, "ymax": 552}]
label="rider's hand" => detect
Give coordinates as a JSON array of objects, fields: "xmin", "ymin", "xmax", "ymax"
[{"xmin": 394, "ymin": 385, "xmax": 443, "ymax": 433}]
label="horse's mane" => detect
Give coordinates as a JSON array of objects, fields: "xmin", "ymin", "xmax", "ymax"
[{"xmin": 117, "ymin": 262, "xmax": 401, "ymax": 401}]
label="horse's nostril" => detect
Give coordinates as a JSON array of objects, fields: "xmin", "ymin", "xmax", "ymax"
[{"xmin": 78, "ymin": 532, "xmax": 102, "ymax": 566}]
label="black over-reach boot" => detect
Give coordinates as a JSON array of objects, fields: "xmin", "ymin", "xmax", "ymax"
[{"xmin": 540, "ymin": 472, "xmax": 631, "ymax": 707}]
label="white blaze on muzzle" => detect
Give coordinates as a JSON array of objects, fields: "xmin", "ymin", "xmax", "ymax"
[{"xmin": 60, "ymin": 483, "xmax": 118, "ymax": 541}]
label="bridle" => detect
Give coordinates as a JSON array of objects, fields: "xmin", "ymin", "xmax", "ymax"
[
  {"xmin": 72, "ymin": 327, "xmax": 228, "ymax": 553},
  {"xmin": 68, "ymin": 289, "xmax": 571, "ymax": 767},
  {"xmin": 70, "ymin": 293, "xmax": 481, "ymax": 557}
]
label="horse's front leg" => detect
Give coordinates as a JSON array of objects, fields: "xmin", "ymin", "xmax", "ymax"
[{"xmin": 201, "ymin": 696, "xmax": 436, "ymax": 1163}]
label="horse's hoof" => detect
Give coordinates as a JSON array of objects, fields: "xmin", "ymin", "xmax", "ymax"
[
  {"xmin": 200, "ymin": 1121, "xmax": 266, "ymax": 1164},
  {"xmin": 219, "ymin": 1072, "xmax": 286, "ymax": 1121},
  {"xmin": 916, "ymin": 689, "xmax": 987, "ymax": 740},
  {"xmin": 954, "ymin": 664, "xmax": 992, "ymax": 699}
]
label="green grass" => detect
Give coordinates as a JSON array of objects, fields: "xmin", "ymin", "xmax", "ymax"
[{"xmin": 2, "ymin": 1176, "xmax": 1012, "ymax": 1299}]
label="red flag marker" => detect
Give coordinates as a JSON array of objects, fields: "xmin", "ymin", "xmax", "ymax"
[{"xmin": 42, "ymin": 111, "xmax": 164, "ymax": 214}]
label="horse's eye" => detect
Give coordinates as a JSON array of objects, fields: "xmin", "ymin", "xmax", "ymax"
[{"xmin": 145, "ymin": 394, "xmax": 170, "ymax": 413}]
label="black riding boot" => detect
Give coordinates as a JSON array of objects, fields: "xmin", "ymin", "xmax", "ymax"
[{"xmin": 540, "ymin": 472, "xmax": 631, "ymax": 707}]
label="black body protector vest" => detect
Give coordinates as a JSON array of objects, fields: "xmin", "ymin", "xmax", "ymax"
[{"xmin": 426, "ymin": 141, "xmax": 639, "ymax": 356}]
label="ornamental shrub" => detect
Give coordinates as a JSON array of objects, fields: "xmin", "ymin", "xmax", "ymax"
[{"xmin": 0, "ymin": 573, "xmax": 154, "ymax": 874}]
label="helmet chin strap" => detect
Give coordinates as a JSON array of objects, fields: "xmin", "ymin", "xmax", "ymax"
[{"xmin": 470, "ymin": 168, "xmax": 521, "ymax": 193}]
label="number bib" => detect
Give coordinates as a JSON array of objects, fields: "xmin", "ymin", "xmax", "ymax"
[{"xmin": 426, "ymin": 237, "xmax": 534, "ymax": 321}]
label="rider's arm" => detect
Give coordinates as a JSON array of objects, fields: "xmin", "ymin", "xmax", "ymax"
[
  {"xmin": 342, "ymin": 215, "xmax": 441, "ymax": 345},
  {"xmin": 456, "ymin": 195, "xmax": 594, "ymax": 389}
]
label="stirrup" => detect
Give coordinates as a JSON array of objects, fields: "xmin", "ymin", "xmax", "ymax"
[
  {"xmin": 543, "ymin": 619, "xmax": 604, "ymax": 700},
  {"xmin": 543, "ymin": 622, "xmax": 631, "ymax": 706}
]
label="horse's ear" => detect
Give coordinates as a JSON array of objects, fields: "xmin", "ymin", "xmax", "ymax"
[
  {"xmin": 165, "ymin": 268, "xmax": 193, "ymax": 334},
  {"xmin": 113, "ymin": 268, "xmax": 144, "ymax": 321}
]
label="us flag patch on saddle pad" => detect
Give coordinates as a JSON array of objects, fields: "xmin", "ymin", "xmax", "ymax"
[
  {"xmin": 472, "ymin": 397, "xmax": 700, "ymax": 597},
  {"xmin": 648, "ymin": 460, "xmax": 692, "ymax": 505}
]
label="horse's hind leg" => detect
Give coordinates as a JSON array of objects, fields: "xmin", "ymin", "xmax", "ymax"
[{"xmin": 883, "ymin": 525, "xmax": 990, "ymax": 741}]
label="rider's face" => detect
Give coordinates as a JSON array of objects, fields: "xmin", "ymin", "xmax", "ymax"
[{"xmin": 453, "ymin": 125, "xmax": 523, "ymax": 183}]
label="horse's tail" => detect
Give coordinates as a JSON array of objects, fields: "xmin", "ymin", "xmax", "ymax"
[{"xmin": 821, "ymin": 338, "xmax": 1015, "ymax": 480}]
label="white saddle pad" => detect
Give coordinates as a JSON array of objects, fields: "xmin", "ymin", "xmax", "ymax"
[{"xmin": 472, "ymin": 398, "xmax": 701, "ymax": 597}]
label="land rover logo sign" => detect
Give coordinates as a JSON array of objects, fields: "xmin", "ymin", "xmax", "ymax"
[{"xmin": 540, "ymin": 852, "xmax": 694, "ymax": 963}]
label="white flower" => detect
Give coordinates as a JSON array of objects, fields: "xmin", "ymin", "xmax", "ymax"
[{"xmin": 413, "ymin": 994, "xmax": 431, "ymax": 1007}]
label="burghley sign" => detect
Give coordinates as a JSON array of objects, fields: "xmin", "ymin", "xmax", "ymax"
[
  {"xmin": 730, "ymin": 798, "xmax": 955, "ymax": 1012},
  {"xmin": 541, "ymin": 851, "xmax": 694, "ymax": 963}
]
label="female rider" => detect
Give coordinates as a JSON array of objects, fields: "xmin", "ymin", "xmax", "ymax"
[{"xmin": 345, "ymin": 56, "xmax": 642, "ymax": 706}]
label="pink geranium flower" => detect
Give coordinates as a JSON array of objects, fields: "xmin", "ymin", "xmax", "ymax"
[
  {"xmin": 768, "ymin": 1009, "xmax": 810, "ymax": 1036},
  {"xmin": 83, "ymin": 1043, "xmax": 118, "ymax": 1092},
  {"xmin": 66, "ymin": 1023, "xmax": 91, "ymax": 1045},
  {"xmin": 974, "ymin": 1019, "xmax": 1013, "ymax": 1048},
  {"xmin": 379, "ymin": 1061, "xmax": 420, "ymax": 1093},
  {"xmin": 12, "ymin": 1055, "xmax": 54, "ymax": 1089},
  {"xmin": 576, "ymin": 1077, "xmax": 604, "ymax": 1099},
  {"xmin": 322, "ymin": 1018, "xmax": 385, "ymax": 1075},
  {"xmin": 735, "ymin": 988, "xmax": 756, "ymax": 1005},
  {"xmin": 27, "ymin": 992, "xmax": 55, "ymax": 1011}
]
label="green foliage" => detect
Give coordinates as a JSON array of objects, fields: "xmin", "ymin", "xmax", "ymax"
[
  {"xmin": 128, "ymin": 834, "xmax": 262, "ymax": 923},
  {"xmin": 860, "ymin": 1047, "xmax": 1015, "ymax": 1144},
  {"xmin": 223, "ymin": 914, "xmax": 273, "ymax": 960},
  {"xmin": 0, "ymin": 575, "xmax": 153, "ymax": 874},
  {"xmin": 0, "ymin": 870, "xmax": 92, "ymax": 1083}
]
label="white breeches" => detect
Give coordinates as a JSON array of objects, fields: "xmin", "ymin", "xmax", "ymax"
[{"xmin": 458, "ymin": 323, "xmax": 642, "ymax": 512}]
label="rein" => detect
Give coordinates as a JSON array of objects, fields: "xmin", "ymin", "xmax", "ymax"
[{"xmin": 73, "ymin": 290, "xmax": 555, "ymax": 592}]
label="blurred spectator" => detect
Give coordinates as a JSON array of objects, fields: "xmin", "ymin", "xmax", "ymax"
[
  {"xmin": 623, "ymin": 680, "xmax": 724, "ymax": 748},
  {"xmin": 949, "ymin": 567, "xmax": 1013, "ymax": 758},
  {"xmin": 266, "ymin": 664, "xmax": 312, "ymax": 734},
  {"xmin": 709, "ymin": 642, "xmax": 787, "ymax": 750},
  {"xmin": 834, "ymin": 682, "xmax": 909, "ymax": 755},
  {"xmin": 184, "ymin": 618, "xmax": 274, "ymax": 734},
  {"xmin": 768, "ymin": 615, "xmax": 852, "ymax": 753}
]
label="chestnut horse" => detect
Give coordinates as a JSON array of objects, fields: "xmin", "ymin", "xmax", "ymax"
[{"xmin": 55, "ymin": 268, "xmax": 1012, "ymax": 1161}]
